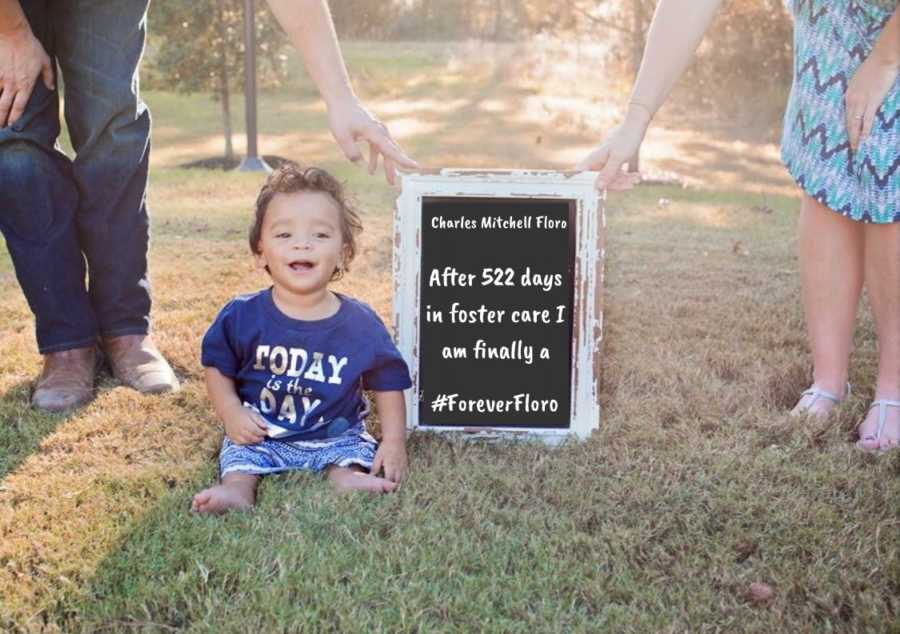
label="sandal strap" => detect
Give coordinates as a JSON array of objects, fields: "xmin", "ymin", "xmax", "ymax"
[
  {"xmin": 867, "ymin": 400, "xmax": 900, "ymax": 439},
  {"xmin": 868, "ymin": 399, "xmax": 900, "ymax": 409},
  {"xmin": 800, "ymin": 384, "xmax": 849, "ymax": 405}
]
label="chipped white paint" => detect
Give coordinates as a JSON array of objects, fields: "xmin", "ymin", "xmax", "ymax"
[{"xmin": 394, "ymin": 169, "xmax": 605, "ymax": 443}]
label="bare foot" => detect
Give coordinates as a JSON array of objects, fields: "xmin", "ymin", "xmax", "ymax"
[
  {"xmin": 790, "ymin": 385, "xmax": 848, "ymax": 419},
  {"xmin": 857, "ymin": 399, "xmax": 900, "ymax": 452},
  {"xmin": 191, "ymin": 474, "xmax": 259, "ymax": 514},
  {"xmin": 327, "ymin": 466, "xmax": 398, "ymax": 494}
]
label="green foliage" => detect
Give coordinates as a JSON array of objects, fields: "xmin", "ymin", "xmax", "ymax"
[
  {"xmin": 683, "ymin": 0, "xmax": 794, "ymax": 127},
  {"xmin": 325, "ymin": 0, "xmax": 793, "ymax": 129},
  {"xmin": 146, "ymin": 0, "xmax": 291, "ymax": 159},
  {"xmin": 329, "ymin": 0, "xmax": 548, "ymax": 41},
  {"xmin": 329, "ymin": 0, "xmax": 404, "ymax": 39},
  {"xmin": 393, "ymin": 0, "xmax": 537, "ymax": 40},
  {"xmin": 147, "ymin": 0, "xmax": 288, "ymax": 95},
  {"xmin": 566, "ymin": 0, "xmax": 793, "ymax": 131}
]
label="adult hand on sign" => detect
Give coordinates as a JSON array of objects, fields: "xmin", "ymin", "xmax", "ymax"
[
  {"xmin": 327, "ymin": 97, "xmax": 420, "ymax": 187},
  {"xmin": 574, "ymin": 121, "xmax": 645, "ymax": 192},
  {"xmin": 0, "ymin": 19, "xmax": 54, "ymax": 128}
]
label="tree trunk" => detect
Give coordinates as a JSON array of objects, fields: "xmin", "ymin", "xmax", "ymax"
[
  {"xmin": 215, "ymin": 0, "xmax": 234, "ymax": 161},
  {"xmin": 493, "ymin": 0, "xmax": 504, "ymax": 40},
  {"xmin": 220, "ymin": 70, "xmax": 234, "ymax": 162},
  {"xmin": 627, "ymin": 0, "xmax": 646, "ymax": 173}
]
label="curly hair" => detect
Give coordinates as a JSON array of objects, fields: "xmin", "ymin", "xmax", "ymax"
[{"xmin": 249, "ymin": 163, "xmax": 364, "ymax": 281}]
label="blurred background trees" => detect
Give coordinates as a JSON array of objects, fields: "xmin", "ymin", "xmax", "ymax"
[
  {"xmin": 332, "ymin": 0, "xmax": 793, "ymax": 128},
  {"xmin": 146, "ymin": 0, "xmax": 793, "ymax": 159},
  {"xmin": 147, "ymin": 0, "xmax": 289, "ymax": 161},
  {"xmin": 367, "ymin": 0, "xmax": 789, "ymax": 111}
]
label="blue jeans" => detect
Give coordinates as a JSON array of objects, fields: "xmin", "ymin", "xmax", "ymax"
[{"xmin": 0, "ymin": 0, "xmax": 152, "ymax": 353}]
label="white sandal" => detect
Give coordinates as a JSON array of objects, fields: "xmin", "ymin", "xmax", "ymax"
[
  {"xmin": 790, "ymin": 383, "xmax": 851, "ymax": 418},
  {"xmin": 856, "ymin": 399, "xmax": 900, "ymax": 454}
]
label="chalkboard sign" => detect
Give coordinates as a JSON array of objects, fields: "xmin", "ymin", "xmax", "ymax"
[
  {"xmin": 395, "ymin": 170, "xmax": 604, "ymax": 442},
  {"xmin": 419, "ymin": 197, "xmax": 575, "ymax": 428}
]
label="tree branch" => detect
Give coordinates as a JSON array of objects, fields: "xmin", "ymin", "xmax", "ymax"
[{"xmin": 565, "ymin": 1, "xmax": 633, "ymax": 34}]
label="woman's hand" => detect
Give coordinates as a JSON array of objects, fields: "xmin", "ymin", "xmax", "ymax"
[
  {"xmin": 326, "ymin": 97, "xmax": 419, "ymax": 186},
  {"xmin": 575, "ymin": 119, "xmax": 647, "ymax": 192},
  {"xmin": 845, "ymin": 54, "xmax": 899, "ymax": 152}
]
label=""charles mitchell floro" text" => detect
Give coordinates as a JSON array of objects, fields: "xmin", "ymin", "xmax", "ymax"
[{"xmin": 431, "ymin": 215, "xmax": 568, "ymax": 230}]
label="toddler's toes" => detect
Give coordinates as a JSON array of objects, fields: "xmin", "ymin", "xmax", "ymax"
[
  {"xmin": 353, "ymin": 473, "xmax": 395, "ymax": 494},
  {"xmin": 327, "ymin": 467, "xmax": 403, "ymax": 494},
  {"xmin": 381, "ymin": 479, "xmax": 399, "ymax": 493},
  {"xmin": 191, "ymin": 489, "xmax": 213, "ymax": 513}
]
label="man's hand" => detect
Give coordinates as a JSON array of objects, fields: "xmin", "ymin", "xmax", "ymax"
[
  {"xmin": 370, "ymin": 436, "xmax": 408, "ymax": 483},
  {"xmin": 326, "ymin": 96, "xmax": 419, "ymax": 187},
  {"xmin": 222, "ymin": 404, "xmax": 268, "ymax": 445},
  {"xmin": 0, "ymin": 22, "xmax": 53, "ymax": 128}
]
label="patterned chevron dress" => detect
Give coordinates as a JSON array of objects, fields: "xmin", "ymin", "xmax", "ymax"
[{"xmin": 781, "ymin": 0, "xmax": 899, "ymax": 223}]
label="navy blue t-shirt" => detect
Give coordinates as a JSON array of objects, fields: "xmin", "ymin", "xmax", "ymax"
[{"xmin": 201, "ymin": 289, "xmax": 412, "ymax": 442}]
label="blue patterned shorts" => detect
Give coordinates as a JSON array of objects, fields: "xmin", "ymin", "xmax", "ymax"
[{"xmin": 219, "ymin": 426, "xmax": 378, "ymax": 477}]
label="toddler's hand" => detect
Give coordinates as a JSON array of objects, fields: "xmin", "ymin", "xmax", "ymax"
[
  {"xmin": 222, "ymin": 405, "xmax": 268, "ymax": 445},
  {"xmin": 371, "ymin": 437, "xmax": 408, "ymax": 483}
]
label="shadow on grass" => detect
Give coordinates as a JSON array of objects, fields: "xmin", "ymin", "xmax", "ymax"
[
  {"xmin": 43, "ymin": 423, "xmax": 900, "ymax": 632},
  {"xmin": 0, "ymin": 369, "xmax": 192, "ymax": 483},
  {"xmin": 178, "ymin": 154, "xmax": 294, "ymax": 171},
  {"xmin": 47, "ymin": 433, "xmax": 631, "ymax": 631},
  {"xmin": 656, "ymin": 138, "xmax": 790, "ymax": 193},
  {"xmin": 161, "ymin": 43, "xmax": 587, "ymax": 177},
  {"xmin": 0, "ymin": 380, "xmax": 74, "ymax": 481}
]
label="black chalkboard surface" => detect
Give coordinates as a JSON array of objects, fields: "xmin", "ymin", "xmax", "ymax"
[{"xmin": 418, "ymin": 197, "xmax": 576, "ymax": 429}]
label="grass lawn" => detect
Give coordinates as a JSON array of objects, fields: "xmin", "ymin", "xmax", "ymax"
[{"xmin": 1, "ymin": 40, "xmax": 898, "ymax": 633}]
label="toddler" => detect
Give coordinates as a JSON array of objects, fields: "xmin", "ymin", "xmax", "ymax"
[{"xmin": 192, "ymin": 164, "xmax": 411, "ymax": 514}]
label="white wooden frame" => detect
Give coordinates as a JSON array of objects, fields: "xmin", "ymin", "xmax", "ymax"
[{"xmin": 394, "ymin": 169, "xmax": 605, "ymax": 443}]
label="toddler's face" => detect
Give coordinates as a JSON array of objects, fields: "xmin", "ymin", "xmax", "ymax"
[{"xmin": 255, "ymin": 191, "xmax": 346, "ymax": 296}]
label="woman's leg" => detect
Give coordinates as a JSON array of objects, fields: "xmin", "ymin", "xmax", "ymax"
[
  {"xmin": 191, "ymin": 473, "xmax": 260, "ymax": 514},
  {"xmin": 793, "ymin": 194, "xmax": 865, "ymax": 415},
  {"xmin": 857, "ymin": 222, "xmax": 900, "ymax": 449}
]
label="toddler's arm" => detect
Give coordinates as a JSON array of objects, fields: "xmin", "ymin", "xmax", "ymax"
[
  {"xmin": 205, "ymin": 367, "xmax": 268, "ymax": 445},
  {"xmin": 370, "ymin": 390, "xmax": 408, "ymax": 483}
]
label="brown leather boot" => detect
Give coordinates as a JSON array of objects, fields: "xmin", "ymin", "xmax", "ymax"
[
  {"xmin": 31, "ymin": 347, "xmax": 98, "ymax": 412},
  {"xmin": 101, "ymin": 334, "xmax": 180, "ymax": 394}
]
